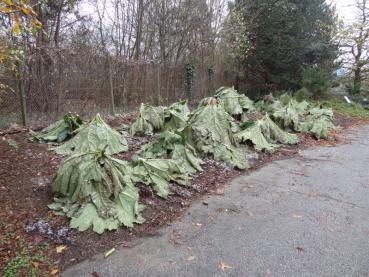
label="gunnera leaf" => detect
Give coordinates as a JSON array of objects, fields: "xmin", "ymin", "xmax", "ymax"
[
  {"xmin": 53, "ymin": 114, "xmax": 128, "ymax": 155},
  {"xmin": 298, "ymin": 107, "xmax": 336, "ymax": 139},
  {"xmin": 130, "ymin": 103, "xmax": 165, "ymax": 136},
  {"xmin": 236, "ymin": 115, "xmax": 298, "ymax": 152},
  {"xmin": 30, "ymin": 113, "xmax": 83, "ymax": 143},
  {"xmin": 236, "ymin": 122, "xmax": 277, "ymax": 152},
  {"xmin": 138, "ymin": 129, "xmax": 203, "ymax": 174},
  {"xmin": 260, "ymin": 115, "xmax": 299, "ymax": 145},
  {"xmin": 164, "ymin": 100, "xmax": 191, "ymax": 131},
  {"xmin": 273, "ymin": 99, "xmax": 309, "ymax": 130},
  {"xmin": 49, "ymin": 150, "xmax": 144, "ymax": 234},
  {"xmin": 189, "ymin": 98, "xmax": 249, "ymax": 169},
  {"xmin": 132, "ymin": 158, "xmax": 192, "ymax": 198},
  {"xmin": 215, "ymin": 87, "xmax": 255, "ymax": 115}
]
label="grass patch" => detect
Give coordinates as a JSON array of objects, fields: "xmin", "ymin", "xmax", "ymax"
[
  {"xmin": 2, "ymin": 240, "xmax": 50, "ymax": 277},
  {"xmin": 319, "ymin": 99, "xmax": 369, "ymax": 120}
]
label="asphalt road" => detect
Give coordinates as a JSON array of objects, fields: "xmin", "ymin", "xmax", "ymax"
[{"xmin": 63, "ymin": 125, "xmax": 369, "ymax": 277}]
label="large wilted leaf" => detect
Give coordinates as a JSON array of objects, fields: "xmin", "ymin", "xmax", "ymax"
[
  {"xmin": 260, "ymin": 115, "xmax": 299, "ymax": 145},
  {"xmin": 54, "ymin": 114, "xmax": 128, "ymax": 155},
  {"xmin": 255, "ymin": 99, "xmax": 284, "ymax": 114},
  {"xmin": 130, "ymin": 103, "xmax": 165, "ymax": 136},
  {"xmin": 132, "ymin": 158, "xmax": 191, "ymax": 198},
  {"xmin": 49, "ymin": 151, "xmax": 144, "ymax": 234},
  {"xmin": 273, "ymin": 100, "xmax": 309, "ymax": 130},
  {"xmin": 189, "ymin": 98, "xmax": 249, "ymax": 169},
  {"xmin": 215, "ymin": 87, "xmax": 255, "ymax": 115},
  {"xmin": 236, "ymin": 115, "xmax": 299, "ymax": 152},
  {"xmin": 30, "ymin": 113, "xmax": 83, "ymax": 143},
  {"xmin": 164, "ymin": 100, "xmax": 191, "ymax": 131},
  {"xmin": 236, "ymin": 122, "xmax": 277, "ymax": 152},
  {"xmin": 298, "ymin": 107, "xmax": 336, "ymax": 139},
  {"xmin": 138, "ymin": 129, "xmax": 203, "ymax": 174}
]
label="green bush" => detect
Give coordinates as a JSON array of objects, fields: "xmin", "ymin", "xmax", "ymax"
[
  {"xmin": 345, "ymin": 82, "xmax": 362, "ymax": 95},
  {"xmin": 278, "ymin": 93, "xmax": 293, "ymax": 105},
  {"xmin": 295, "ymin": 87, "xmax": 312, "ymax": 102},
  {"xmin": 301, "ymin": 67, "xmax": 331, "ymax": 99}
]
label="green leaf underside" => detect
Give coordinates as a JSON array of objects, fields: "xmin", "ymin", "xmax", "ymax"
[
  {"xmin": 164, "ymin": 100, "xmax": 191, "ymax": 131},
  {"xmin": 272, "ymin": 99, "xmax": 336, "ymax": 139},
  {"xmin": 130, "ymin": 103, "xmax": 165, "ymax": 136},
  {"xmin": 49, "ymin": 151, "xmax": 144, "ymax": 234},
  {"xmin": 189, "ymin": 99, "xmax": 249, "ymax": 169},
  {"xmin": 236, "ymin": 115, "xmax": 299, "ymax": 152},
  {"xmin": 215, "ymin": 87, "xmax": 255, "ymax": 115},
  {"xmin": 30, "ymin": 113, "xmax": 83, "ymax": 143},
  {"xmin": 297, "ymin": 107, "xmax": 336, "ymax": 138},
  {"xmin": 138, "ymin": 129, "xmax": 203, "ymax": 174},
  {"xmin": 132, "ymin": 158, "xmax": 191, "ymax": 198},
  {"xmin": 54, "ymin": 113, "xmax": 128, "ymax": 155}
]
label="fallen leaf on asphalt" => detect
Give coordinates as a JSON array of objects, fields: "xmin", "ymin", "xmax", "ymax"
[
  {"xmin": 91, "ymin": 272, "xmax": 100, "ymax": 277},
  {"xmin": 56, "ymin": 245, "xmax": 67, "ymax": 253},
  {"xmin": 292, "ymin": 214, "xmax": 302, "ymax": 218},
  {"xmin": 49, "ymin": 268, "xmax": 59, "ymax": 276},
  {"xmin": 218, "ymin": 261, "xmax": 232, "ymax": 271},
  {"xmin": 215, "ymin": 188, "xmax": 225, "ymax": 195},
  {"xmin": 245, "ymin": 211, "xmax": 254, "ymax": 217},
  {"xmin": 291, "ymin": 171, "xmax": 306, "ymax": 176},
  {"xmin": 168, "ymin": 260, "xmax": 176, "ymax": 265},
  {"xmin": 104, "ymin": 247, "xmax": 116, "ymax": 258},
  {"xmin": 187, "ymin": 256, "xmax": 196, "ymax": 261}
]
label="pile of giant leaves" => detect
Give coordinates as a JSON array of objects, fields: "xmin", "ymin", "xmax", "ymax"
[
  {"xmin": 34, "ymin": 88, "xmax": 337, "ymax": 234},
  {"xmin": 188, "ymin": 97, "xmax": 249, "ymax": 169},
  {"xmin": 30, "ymin": 112, "xmax": 83, "ymax": 143},
  {"xmin": 215, "ymin": 87, "xmax": 255, "ymax": 115},
  {"xmin": 54, "ymin": 113, "xmax": 128, "ymax": 155},
  {"xmin": 46, "ymin": 113, "xmax": 198, "ymax": 233},
  {"xmin": 272, "ymin": 99, "xmax": 336, "ymax": 139},
  {"xmin": 130, "ymin": 103, "xmax": 165, "ymax": 136},
  {"xmin": 236, "ymin": 114, "xmax": 299, "ymax": 152},
  {"xmin": 130, "ymin": 100, "xmax": 190, "ymax": 135},
  {"xmin": 49, "ymin": 150, "xmax": 145, "ymax": 234}
]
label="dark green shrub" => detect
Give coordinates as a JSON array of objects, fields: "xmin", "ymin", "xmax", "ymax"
[
  {"xmin": 295, "ymin": 87, "xmax": 312, "ymax": 102},
  {"xmin": 345, "ymin": 82, "xmax": 362, "ymax": 95},
  {"xmin": 301, "ymin": 67, "xmax": 331, "ymax": 99}
]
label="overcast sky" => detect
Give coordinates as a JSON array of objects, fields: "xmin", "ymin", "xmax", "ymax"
[
  {"xmin": 332, "ymin": 0, "xmax": 357, "ymax": 21},
  {"xmin": 79, "ymin": 0, "xmax": 359, "ymax": 23}
]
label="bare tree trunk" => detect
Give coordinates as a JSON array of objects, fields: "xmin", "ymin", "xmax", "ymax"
[
  {"xmin": 107, "ymin": 56, "xmax": 115, "ymax": 115},
  {"xmin": 134, "ymin": 0, "xmax": 144, "ymax": 60}
]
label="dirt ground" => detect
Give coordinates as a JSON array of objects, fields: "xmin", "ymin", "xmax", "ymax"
[{"xmin": 0, "ymin": 111, "xmax": 364, "ymax": 275}]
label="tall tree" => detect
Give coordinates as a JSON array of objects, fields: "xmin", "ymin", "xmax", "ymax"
[
  {"xmin": 339, "ymin": 0, "xmax": 369, "ymax": 92},
  {"xmin": 227, "ymin": 0, "xmax": 338, "ymax": 95}
]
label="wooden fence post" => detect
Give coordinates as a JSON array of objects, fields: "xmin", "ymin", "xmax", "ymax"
[
  {"xmin": 17, "ymin": 63, "xmax": 28, "ymax": 127},
  {"xmin": 107, "ymin": 56, "xmax": 115, "ymax": 115},
  {"xmin": 157, "ymin": 63, "xmax": 161, "ymax": 105}
]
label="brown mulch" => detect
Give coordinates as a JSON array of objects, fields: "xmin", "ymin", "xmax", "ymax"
[{"xmin": 0, "ymin": 111, "xmax": 365, "ymax": 275}]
